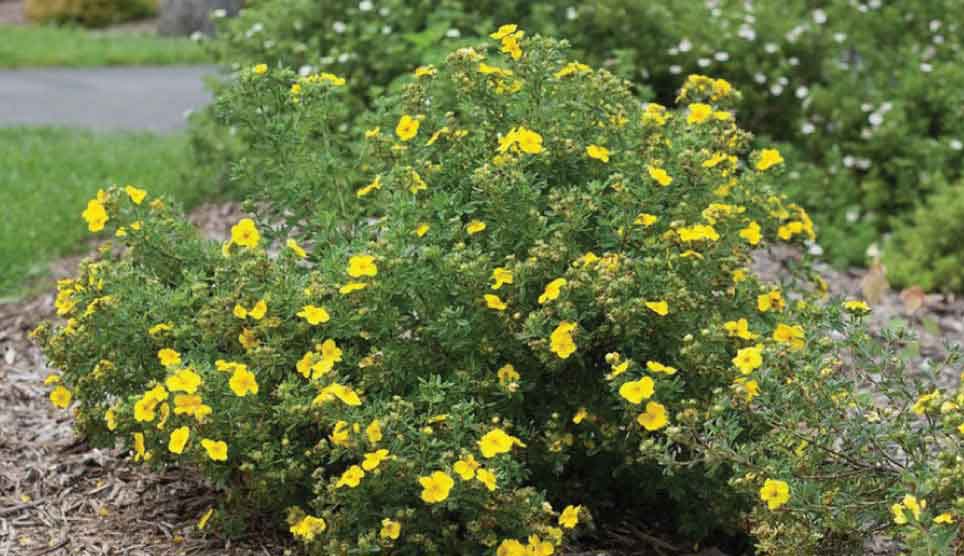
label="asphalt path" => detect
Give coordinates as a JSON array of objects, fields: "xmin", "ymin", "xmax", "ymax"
[{"xmin": 0, "ymin": 65, "xmax": 216, "ymax": 132}]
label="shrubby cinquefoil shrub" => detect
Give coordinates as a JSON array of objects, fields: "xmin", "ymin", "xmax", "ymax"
[{"xmin": 37, "ymin": 32, "xmax": 963, "ymax": 555}]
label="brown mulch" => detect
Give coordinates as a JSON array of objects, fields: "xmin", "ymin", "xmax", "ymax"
[{"xmin": 1, "ymin": 202, "xmax": 960, "ymax": 555}]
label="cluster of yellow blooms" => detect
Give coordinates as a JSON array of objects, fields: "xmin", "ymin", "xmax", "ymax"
[{"xmin": 46, "ymin": 24, "xmax": 964, "ymax": 552}]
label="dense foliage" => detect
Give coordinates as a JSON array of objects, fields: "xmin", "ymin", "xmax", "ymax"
[
  {"xmin": 38, "ymin": 34, "xmax": 963, "ymax": 555},
  {"xmin": 198, "ymin": 0, "xmax": 964, "ymax": 275},
  {"xmin": 24, "ymin": 0, "xmax": 157, "ymax": 27}
]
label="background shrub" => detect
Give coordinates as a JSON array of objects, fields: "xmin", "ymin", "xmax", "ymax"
[
  {"xmin": 39, "ymin": 34, "xmax": 963, "ymax": 554},
  {"xmin": 198, "ymin": 0, "xmax": 964, "ymax": 274},
  {"xmin": 884, "ymin": 179, "xmax": 964, "ymax": 293},
  {"xmin": 25, "ymin": 0, "xmax": 158, "ymax": 27}
]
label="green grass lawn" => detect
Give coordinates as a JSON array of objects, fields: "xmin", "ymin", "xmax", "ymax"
[
  {"xmin": 0, "ymin": 127, "xmax": 215, "ymax": 298},
  {"xmin": 0, "ymin": 24, "xmax": 211, "ymax": 67}
]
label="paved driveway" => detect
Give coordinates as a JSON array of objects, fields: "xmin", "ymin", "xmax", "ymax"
[{"xmin": 0, "ymin": 65, "xmax": 216, "ymax": 132}]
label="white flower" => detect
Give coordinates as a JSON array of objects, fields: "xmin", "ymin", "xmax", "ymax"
[
  {"xmin": 949, "ymin": 139, "xmax": 963, "ymax": 151},
  {"xmin": 698, "ymin": 58, "xmax": 711, "ymax": 67},
  {"xmin": 566, "ymin": 7, "xmax": 578, "ymax": 20},
  {"xmin": 738, "ymin": 25, "xmax": 757, "ymax": 41},
  {"xmin": 333, "ymin": 21, "xmax": 347, "ymax": 33},
  {"xmin": 833, "ymin": 32, "xmax": 847, "ymax": 43},
  {"xmin": 801, "ymin": 122, "xmax": 815, "ymax": 135},
  {"xmin": 812, "ymin": 9, "xmax": 827, "ymax": 24},
  {"xmin": 678, "ymin": 39, "xmax": 692, "ymax": 52},
  {"xmin": 754, "ymin": 73, "xmax": 767, "ymax": 84},
  {"xmin": 714, "ymin": 51, "xmax": 729, "ymax": 62},
  {"xmin": 212, "ymin": 8, "xmax": 226, "ymax": 18},
  {"xmin": 298, "ymin": 65, "xmax": 313, "ymax": 76},
  {"xmin": 764, "ymin": 42, "xmax": 778, "ymax": 54},
  {"xmin": 358, "ymin": 0, "xmax": 373, "ymax": 11},
  {"xmin": 869, "ymin": 113, "xmax": 883, "ymax": 127},
  {"xmin": 445, "ymin": 28, "xmax": 460, "ymax": 38},
  {"xmin": 920, "ymin": 63, "xmax": 933, "ymax": 73},
  {"xmin": 795, "ymin": 86, "xmax": 809, "ymax": 99},
  {"xmin": 846, "ymin": 208, "xmax": 860, "ymax": 223},
  {"xmin": 381, "ymin": 25, "xmax": 392, "ymax": 35},
  {"xmin": 930, "ymin": 20, "xmax": 942, "ymax": 32},
  {"xmin": 669, "ymin": 65, "xmax": 682, "ymax": 75},
  {"xmin": 770, "ymin": 84, "xmax": 784, "ymax": 96}
]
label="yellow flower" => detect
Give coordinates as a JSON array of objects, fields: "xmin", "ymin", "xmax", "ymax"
[
  {"xmin": 497, "ymin": 539, "xmax": 527, "ymax": 556},
  {"xmin": 759, "ymin": 479, "xmax": 790, "ymax": 510},
  {"xmin": 173, "ymin": 394, "xmax": 212, "ymax": 421},
  {"xmin": 538, "ymin": 278, "xmax": 567, "ymax": 304},
  {"xmin": 476, "ymin": 468, "xmax": 497, "ymax": 491},
  {"xmin": 559, "ymin": 505, "xmax": 581, "ymax": 529},
  {"xmin": 891, "ymin": 503, "xmax": 908, "ymax": 525},
  {"xmin": 843, "ymin": 300, "xmax": 871, "ymax": 313},
  {"xmin": 395, "ymin": 114, "xmax": 419, "ymax": 141},
  {"xmin": 228, "ymin": 366, "xmax": 259, "ymax": 397},
  {"xmin": 380, "ymin": 518, "xmax": 401, "ymax": 540},
  {"xmin": 290, "ymin": 515, "xmax": 326, "ymax": 541},
  {"xmin": 359, "ymin": 449, "xmax": 391, "ymax": 473},
  {"xmin": 490, "ymin": 24, "xmax": 518, "ymax": 40},
  {"xmin": 81, "ymin": 199, "xmax": 108, "ymax": 232},
  {"xmin": 732, "ymin": 345, "xmax": 763, "ymax": 375},
  {"xmin": 772, "ymin": 323, "xmax": 805, "ymax": 350},
  {"xmin": 148, "ymin": 322, "xmax": 173, "ymax": 336},
  {"xmin": 230, "ymin": 218, "xmax": 260, "ymax": 249},
  {"xmin": 687, "ymin": 103, "xmax": 713, "ymax": 124},
  {"xmin": 339, "ymin": 282, "xmax": 368, "ymax": 295},
  {"xmin": 197, "ymin": 507, "xmax": 214, "ymax": 530},
  {"xmin": 498, "ymin": 127, "xmax": 543, "ymax": 154},
  {"xmin": 253, "ymin": 63, "xmax": 267, "ymax": 75},
  {"xmin": 414, "ymin": 65, "xmax": 437, "ymax": 78},
  {"xmin": 124, "ymin": 185, "xmax": 147, "ymax": 205},
  {"xmin": 636, "ymin": 401, "xmax": 669, "ymax": 431},
  {"xmin": 50, "ymin": 385, "xmax": 72, "ymax": 409},
  {"xmin": 313, "ymin": 383, "xmax": 362, "ymax": 407},
  {"xmin": 756, "ymin": 148, "xmax": 784, "ymax": 171},
  {"xmin": 733, "ymin": 377, "xmax": 760, "ymax": 401},
  {"xmin": 347, "ymin": 254, "xmax": 378, "ymax": 277},
  {"xmin": 453, "ymin": 454, "xmax": 480, "ymax": 480},
  {"xmin": 484, "ymin": 294, "xmax": 508, "ymax": 311},
  {"xmin": 491, "ymin": 267, "xmax": 513, "ymax": 290},
  {"xmin": 911, "ymin": 390, "xmax": 940, "ymax": 415},
  {"xmin": 165, "ymin": 368, "xmax": 202, "ymax": 394},
  {"xmin": 933, "ymin": 513, "xmax": 955, "ymax": 525},
  {"xmin": 479, "ymin": 62, "xmax": 513, "ymax": 77},
  {"xmin": 356, "ymin": 175, "xmax": 382, "ymax": 197},
  {"xmin": 297, "ymin": 305, "xmax": 331, "ymax": 325},
  {"xmin": 634, "ymin": 213, "xmax": 658, "ymax": 227},
  {"xmin": 238, "ymin": 328, "xmax": 258, "ymax": 349},
  {"xmin": 642, "ymin": 102, "xmax": 669, "ymax": 126},
  {"xmin": 105, "ymin": 408, "xmax": 117, "ymax": 430},
  {"xmin": 366, "ymin": 420, "xmax": 383, "ymax": 444},
  {"xmin": 336, "ymin": 465, "xmax": 366, "ymax": 488},
  {"xmin": 554, "ymin": 61, "xmax": 591, "ymax": 78},
  {"xmin": 573, "ymin": 407, "xmax": 589, "ymax": 424},
  {"xmin": 757, "ymin": 290, "xmax": 785, "ymax": 312},
  {"xmin": 646, "ymin": 165, "xmax": 673, "ymax": 187},
  {"xmin": 478, "ymin": 428, "xmax": 525, "ymax": 458},
  {"xmin": 418, "ymin": 471, "xmax": 455, "ymax": 503},
  {"xmin": 496, "ymin": 363, "xmax": 520, "ymax": 385},
  {"xmin": 739, "ymin": 221, "xmax": 762, "ymax": 245},
  {"xmin": 618, "ymin": 377, "xmax": 655, "ymax": 404},
  {"xmin": 365, "ymin": 127, "xmax": 380, "ymax": 139},
  {"xmin": 646, "ymin": 360, "xmax": 677, "ymax": 375},
  {"xmin": 286, "ymin": 238, "xmax": 307, "ymax": 258},
  {"xmin": 645, "ymin": 300, "xmax": 669, "ymax": 316},
  {"xmin": 168, "ymin": 426, "xmax": 190, "ymax": 454},
  {"xmin": 247, "ymin": 299, "xmax": 267, "ymax": 320},
  {"xmin": 329, "ymin": 420, "xmax": 351, "ymax": 447},
  {"xmin": 133, "ymin": 432, "xmax": 150, "ymax": 462},
  {"xmin": 466, "ymin": 220, "xmax": 487, "ymax": 235},
  {"xmin": 586, "ymin": 144, "xmax": 610, "ymax": 162},
  {"xmin": 415, "ymin": 223, "xmax": 430, "ymax": 237},
  {"xmin": 549, "ymin": 321, "xmax": 577, "ymax": 359},
  {"xmin": 157, "ymin": 348, "xmax": 181, "ymax": 368},
  {"xmin": 724, "ymin": 318, "xmax": 758, "ymax": 340},
  {"xmin": 200, "ymin": 439, "xmax": 228, "ymax": 461},
  {"xmin": 678, "ymin": 224, "xmax": 720, "ymax": 242},
  {"xmin": 500, "ymin": 34, "xmax": 523, "ymax": 60}
]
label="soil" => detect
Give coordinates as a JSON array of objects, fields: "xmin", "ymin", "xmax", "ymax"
[{"xmin": 1, "ymin": 202, "xmax": 961, "ymax": 555}]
